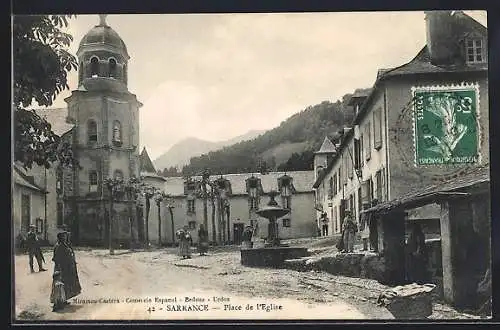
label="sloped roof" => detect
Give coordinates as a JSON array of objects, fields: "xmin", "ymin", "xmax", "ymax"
[
  {"xmin": 381, "ymin": 46, "xmax": 487, "ymax": 78},
  {"xmin": 12, "ymin": 164, "xmax": 46, "ymax": 193},
  {"xmin": 32, "ymin": 108, "xmax": 74, "ymax": 137},
  {"xmin": 363, "ymin": 164, "xmax": 490, "ymax": 214},
  {"xmin": 139, "ymin": 147, "xmax": 157, "ymax": 173},
  {"xmin": 163, "ymin": 170, "xmax": 315, "ymax": 197},
  {"xmin": 315, "ymin": 136, "xmax": 336, "ymax": 154},
  {"xmin": 347, "ymin": 88, "xmax": 372, "ymax": 106}
]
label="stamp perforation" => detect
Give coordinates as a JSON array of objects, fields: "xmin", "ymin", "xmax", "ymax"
[{"xmin": 410, "ymin": 82, "xmax": 481, "ymax": 169}]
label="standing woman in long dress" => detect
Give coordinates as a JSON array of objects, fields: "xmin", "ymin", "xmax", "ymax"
[
  {"xmin": 51, "ymin": 231, "xmax": 82, "ymax": 309},
  {"xmin": 176, "ymin": 225, "xmax": 192, "ymax": 259},
  {"xmin": 197, "ymin": 223, "xmax": 209, "ymax": 256}
]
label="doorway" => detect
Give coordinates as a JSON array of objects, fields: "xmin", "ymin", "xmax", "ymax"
[{"xmin": 233, "ymin": 223, "xmax": 244, "ymax": 245}]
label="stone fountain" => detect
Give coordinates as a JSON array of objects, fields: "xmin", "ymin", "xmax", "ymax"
[{"xmin": 240, "ymin": 190, "xmax": 309, "ymax": 267}]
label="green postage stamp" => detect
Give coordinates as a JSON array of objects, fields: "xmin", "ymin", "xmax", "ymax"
[{"xmin": 412, "ymin": 84, "xmax": 480, "ymax": 166}]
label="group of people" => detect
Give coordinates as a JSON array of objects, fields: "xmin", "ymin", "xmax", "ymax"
[
  {"xmin": 333, "ymin": 202, "xmax": 431, "ymax": 284},
  {"xmin": 22, "ymin": 225, "xmax": 82, "ymax": 312},
  {"xmin": 175, "ymin": 223, "xmax": 210, "ymax": 259}
]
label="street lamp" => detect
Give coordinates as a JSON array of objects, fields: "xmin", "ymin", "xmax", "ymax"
[
  {"xmin": 154, "ymin": 191, "xmax": 168, "ymax": 247},
  {"xmin": 104, "ymin": 177, "xmax": 125, "ymax": 255}
]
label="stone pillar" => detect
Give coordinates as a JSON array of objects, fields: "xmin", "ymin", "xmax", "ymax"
[
  {"xmin": 440, "ymin": 199, "xmax": 475, "ymax": 308},
  {"xmin": 380, "ymin": 210, "xmax": 406, "ymax": 285}
]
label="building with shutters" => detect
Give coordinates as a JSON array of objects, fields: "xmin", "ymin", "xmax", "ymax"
[
  {"xmin": 159, "ymin": 170, "xmax": 317, "ymax": 245},
  {"xmin": 312, "ymin": 10, "xmax": 489, "ymax": 240}
]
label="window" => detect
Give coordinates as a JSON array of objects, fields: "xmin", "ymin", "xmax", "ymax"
[
  {"xmin": 349, "ymin": 194, "xmax": 355, "ymax": 219},
  {"xmin": 337, "ymin": 168, "xmax": 341, "ymax": 192},
  {"xmin": 328, "ymin": 177, "xmax": 333, "ymax": 199},
  {"xmin": 112, "ymin": 120, "xmax": 122, "ymax": 146},
  {"xmin": 187, "ymin": 199, "xmax": 195, "ymax": 214},
  {"xmin": 364, "ymin": 122, "xmax": 371, "ymax": 161},
  {"xmin": 354, "ymin": 138, "xmax": 361, "ymax": 170},
  {"xmin": 348, "ymin": 146, "xmax": 354, "ymax": 179},
  {"xmin": 466, "ymin": 39, "xmax": 485, "ymax": 63},
  {"xmin": 56, "ymin": 168, "xmax": 63, "ymax": 195},
  {"xmin": 89, "ymin": 170, "xmax": 98, "ymax": 192},
  {"xmin": 188, "ymin": 221, "xmax": 196, "ymax": 230},
  {"xmin": 36, "ymin": 217, "xmax": 44, "ymax": 234},
  {"xmin": 374, "ymin": 108, "xmax": 383, "ymax": 150},
  {"xmin": 87, "ymin": 120, "xmax": 97, "ymax": 144},
  {"xmin": 57, "ymin": 202, "xmax": 63, "ymax": 227},
  {"xmin": 90, "ymin": 57, "xmax": 99, "ymax": 77},
  {"xmin": 334, "ymin": 207, "xmax": 338, "ymax": 233},
  {"xmin": 358, "ymin": 187, "xmax": 363, "ymax": 221},
  {"xmin": 360, "ymin": 134, "xmax": 364, "ymax": 167},
  {"xmin": 375, "ymin": 169, "xmax": 383, "ymax": 202},
  {"xmin": 282, "ymin": 218, "xmax": 291, "ymax": 228},
  {"xmin": 108, "ymin": 58, "xmax": 117, "ymax": 78},
  {"xmin": 333, "ymin": 174, "xmax": 337, "ymax": 196},
  {"xmin": 282, "ymin": 196, "xmax": 291, "ymax": 209},
  {"xmin": 114, "ymin": 170, "xmax": 124, "ymax": 181}
]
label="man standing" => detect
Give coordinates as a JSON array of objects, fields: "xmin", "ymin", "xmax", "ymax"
[
  {"xmin": 341, "ymin": 211, "xmax": 357, "ymax": 253},
  {"xmin": 26, "ymin": 225, "xmax": 47, "ymax": 273},
  {"xmin": 321, "ymin": 212, "xmax": 329, "ymax": 236}
]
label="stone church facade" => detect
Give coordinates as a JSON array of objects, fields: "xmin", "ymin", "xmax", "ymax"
[{"xmin": 54, "ymin": 15, "xmax": 142, "ymax": 246}]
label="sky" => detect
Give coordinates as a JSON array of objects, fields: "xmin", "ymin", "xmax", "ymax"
[{"xmin": 52, "ymin": 11, "xmax": 487, "ymax": 160}]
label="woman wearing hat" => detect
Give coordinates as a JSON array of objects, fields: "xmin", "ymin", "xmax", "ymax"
[{"xmin": 51, "ymin": 230, "xmax": 82, "ymax": 308}]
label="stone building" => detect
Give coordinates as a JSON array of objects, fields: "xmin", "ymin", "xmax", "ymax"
[
  {"xmin": 13, "ymin": 15, "xmax": 143, "ymax": 246},
  {"xmin": 12, "ymin": 108, "xmax": 73, "ymax": 245},
  {"xmin": 157, "ymin": 171, "xmax": 317, "ymax": 245},
  {"xmin": 313, "ymin": 11, "xmax": 488, "ymax": 237}
]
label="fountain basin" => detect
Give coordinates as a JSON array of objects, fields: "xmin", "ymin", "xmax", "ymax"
[{"xmin": 240, "ymin": 246, "xmax": 309, "ymax": 268}]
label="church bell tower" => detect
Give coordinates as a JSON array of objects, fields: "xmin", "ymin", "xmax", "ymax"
[{"xmin": 63, "ymin": 15, "xmax": 142, "ymax": 245}]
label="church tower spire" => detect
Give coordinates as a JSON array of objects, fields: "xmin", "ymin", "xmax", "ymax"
[{"xmin": 98, "ymin": 14, "xmax": 108, "ymax": 26}]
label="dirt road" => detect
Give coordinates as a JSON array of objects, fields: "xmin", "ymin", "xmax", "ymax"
[{"xmin": 15, "ymin": 247, "xmax": 395, "ymax": 321}]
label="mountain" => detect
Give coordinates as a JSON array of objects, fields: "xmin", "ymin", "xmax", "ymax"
[
  {"xmin": 153, "ymin": 130, "xmax": 266, "ymax": 172},
  {"xmin": 181, "ymin": 90, "xmax": 366, "ymax": 176}
]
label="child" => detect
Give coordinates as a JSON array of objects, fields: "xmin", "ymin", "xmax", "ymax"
[{"xmin": 50, "ymin": 271, "xmax": 66, "ymax": 311}]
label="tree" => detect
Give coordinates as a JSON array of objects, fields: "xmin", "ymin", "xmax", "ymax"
[{"xmin": 13, "ymin": 15, "xmax": 78, "ymax": 169}]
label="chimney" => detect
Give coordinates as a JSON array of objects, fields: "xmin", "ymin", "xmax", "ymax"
[{"xmin": 425, "ymin": 10, "xmax": 460, "ymax": 65}]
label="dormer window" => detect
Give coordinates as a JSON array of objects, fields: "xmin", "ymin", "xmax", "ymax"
[
  {"xmin": 108, "ymin": 58, "xmax": 117, "ymax": 78},
  {"xmin": 466, "ymin": 38, "xmax": 485, "ymax": 64},
  {"xmin": 112, "ymin": 120, "xmax": 122, "ymax": 146},
  {"xmin": 90, "ymin": 57, "xmax": 99, "ymax": 77},
  {"xmin": 87, "ymin": 120, "xmax": 97, "ymax": 145}
]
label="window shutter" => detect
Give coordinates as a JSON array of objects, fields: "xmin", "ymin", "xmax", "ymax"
[
  {"xmin": 374, "ymin": 109, "xmax": 382, "ymax": 149},
  {"xmin": 361, "ymin": 180, "xmax": 370, "ymax": 205},
  {"xmin": 365, "ymin": 123, "xmax": 371, "ymax": 160},
  {"xmin": 381, "ymin": 168, "xmax": 386, "ymax": 202}
]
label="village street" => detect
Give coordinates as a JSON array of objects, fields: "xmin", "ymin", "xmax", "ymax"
[{"xmin": 14, "ymin": 238, "xmax": 480, "ymax": 321}]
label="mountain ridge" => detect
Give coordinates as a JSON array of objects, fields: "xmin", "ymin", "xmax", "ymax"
[{"xmin": 153, "ymin": 129, "xmax": 266, "ymax": 171}]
